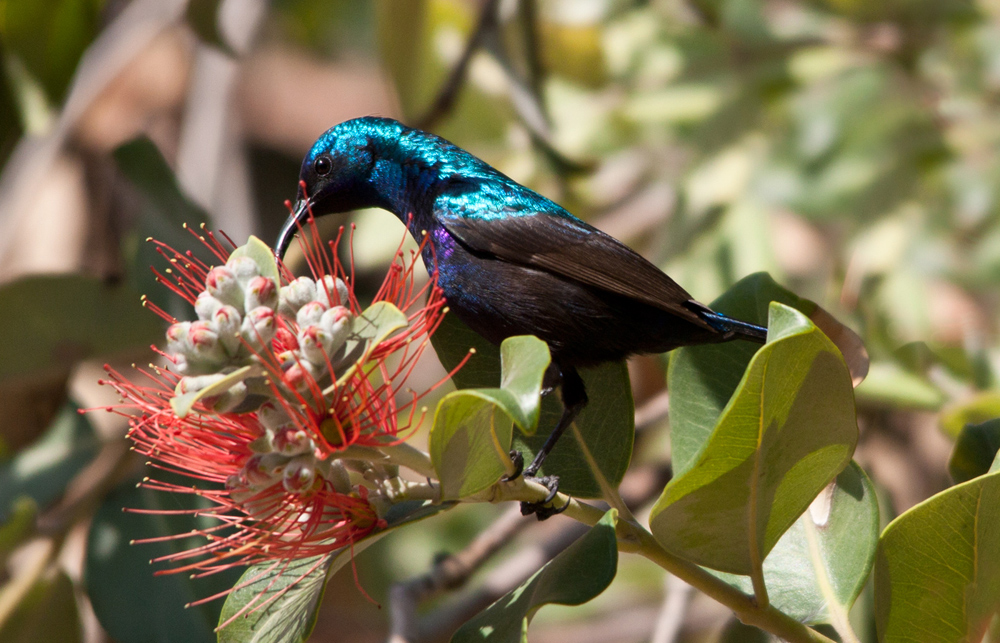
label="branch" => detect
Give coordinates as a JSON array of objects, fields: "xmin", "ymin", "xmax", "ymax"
[
  {"xmin": 388, "ymin": 505, "xmax": 532, "ymax": 643},
  {"xmin": 389, "ymin": 462, "xmax": 672, "ymax": 643},
  {"xmin": 650, "ymin": 574, "xmax": 693, "ymax": 643},
  {"xmin": 415, "ymin": 0, "xmax": 501, "ymax": 130}
]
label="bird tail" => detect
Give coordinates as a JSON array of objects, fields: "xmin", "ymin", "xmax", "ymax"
[{"xmin": 695, "ymin": 310, "xmax": 768, "ymax": 344}]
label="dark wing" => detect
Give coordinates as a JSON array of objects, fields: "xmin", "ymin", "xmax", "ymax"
[{"xmin": 439, "ymin": 211, "xmax": 713, "ymax": 330}]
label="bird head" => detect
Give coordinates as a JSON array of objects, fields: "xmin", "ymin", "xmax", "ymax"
[{"xmin": 276, "ymin": 118, "xmax": 397, "ymax": 258}]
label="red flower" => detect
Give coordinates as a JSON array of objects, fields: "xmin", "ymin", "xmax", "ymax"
[{"xmin": 95, "ymin": 217, "xmax": 462, "ymax": 600}]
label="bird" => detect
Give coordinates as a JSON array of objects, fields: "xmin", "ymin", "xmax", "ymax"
[{"xmin": 276, "ymin": 117, "xmax": 767, "ymax": 517}]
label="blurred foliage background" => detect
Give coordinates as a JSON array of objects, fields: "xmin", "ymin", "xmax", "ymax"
[{"xmin": 0, "ymin": 0, "xmax": 997, "ymax": 641}]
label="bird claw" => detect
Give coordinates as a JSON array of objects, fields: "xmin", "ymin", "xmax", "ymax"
[
  {"xmin": 519, "ymin": 475, "xmax": 568, "ymax": 520},
  {"xmin": 501, "ymin": 450, "xmax": 524, "ymax": 482}
]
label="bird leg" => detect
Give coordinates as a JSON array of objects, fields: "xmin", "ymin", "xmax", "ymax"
[
  {"xmin": 519, "ymin": 364, "xmax": 588, "ymax": 519},
  {"xmin": 500, "ymin": 365, "xmax": 563, "ymax": 483}
]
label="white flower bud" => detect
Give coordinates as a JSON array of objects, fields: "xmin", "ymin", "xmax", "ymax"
[
  {"xmin": 165, "ymin": 321, "xmax": 191, "ymax": 355},
  {"xmin": 284, "ymin": 359, "xmax": 323, "ymax": 390},
  {"xmin": 227, "ymin": 256, "xmax": 260, "ymax": 289},
  {"xmin": 258, "ymin": 401, "xmax": 292, "ymax": 431},
  {"xmin": 282, "ymin": 456, "xmax": 316, "ymax": 493},
  {"xmin": 320, "ymin": 306, "xmax": 351, "ymax": 353},
  {"xmin": 175, "ymin": 373, "xmax": 227, "ymax": 395},
  {"xmin": 194, "ymin": 292, "xmax": 224, "ymax": 320},
  {"xmin": 278, "ymin": 277, "xmax": 316, "ymax": 318},
  {"xmin": 206, "ymin": 266, "xmax": 243, "ymax": 309},
  {"xmin": 320, "ymin": 459, "xmax": 353, "ymax": 494},
  {"xmin": 182, "ymin": 321, "xmax": 226, "ymax": 371},
  {"xmin": 296, "ymin": 301, "xmax": 327, "ymax": 328},
  {"xmin": 209, "ymin": 381, "xmax": 248, "ymax": 413},
  {"xmin": 244, "ymin": 276, "xmax": 278, "ymax": 312},
  {"xmin": 272, "ymin": 426, "xmax": 314, "ymax": 456},
  {"xmin": 212, "ymin": 305, "xmax": 242, "ymax": 355},
  {"xmin": 298, "ymin": 325, "xmax": 333, "ymax": 366},
  {"xmin": 316, "ymin": 275, "xmax": 349, "ymax": 308},
  {"xmin": 244, "ymin": 453, "xmax": 286, "ymax": 489},
  {"xmin": 241, "ymin": 307, "xmax": 276, "ymax": 351}
]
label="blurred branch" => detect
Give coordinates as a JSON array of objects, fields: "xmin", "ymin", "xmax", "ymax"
[
  {"xmin": 650, "ymin": 574, "xmax": 694, "ymax": 643},
  {"xmin": 416, "ymin": 518, "xmax": 589, "ymax": 643},
  {"xmin": 390, "ymin": 457, "xmax": 673, "ymax": 643},
  {"xmin": 415, "ymin": 0, "xmax": 500, "ymax": 131},
  {"xmin": 387, "ymin": 505, "xmax": 530, "ymax": 643},
  {"xmin": 0, "ymin": 0, "xmax": 188, "ymax": 269},
  {"xmin": 36, "ymin": 438, "xmax": 138, "ymax": 535}
]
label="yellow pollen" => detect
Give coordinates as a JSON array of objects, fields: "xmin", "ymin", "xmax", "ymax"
[
  {"xmin": 469, "ymin": 348, "xmax": 477, "ymax": 354},
  {"xmin": 145, "ymin": 237, "xmax": 153, "ymax": 242}
]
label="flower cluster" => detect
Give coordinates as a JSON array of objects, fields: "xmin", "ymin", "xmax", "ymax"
[{"xmin": 98, "ymin": 220, "xmax": 457, "ymax": 590}]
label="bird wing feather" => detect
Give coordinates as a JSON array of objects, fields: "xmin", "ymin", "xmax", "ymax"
[{"xmin": 438, "ymin": 211, "xmax": 712, "ymax": 329}]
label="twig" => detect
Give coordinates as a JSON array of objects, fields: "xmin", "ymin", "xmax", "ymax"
[
  {"xmin": 388, "ymin": 505, "xmax": 531, "ymax": 643},
  {"xmin": 415, "ymin": 0, "xmax": 501, "ymax": 130},
  {"xmin": 634, "ymin": 389, "xmax": 670, "ymax": 432},
  {"xmin": 650, "ymin": 574, "xmax": 694, "ymax": 643},
  {"xmin": 36, "ymin": 439, "xmax": 137, "ymax": 535},
  {"xmin": 416, "ymin": 519, "xmax": 589, "ymax": 643}
]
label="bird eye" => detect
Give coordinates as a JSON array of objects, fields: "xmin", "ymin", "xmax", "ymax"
[{"xmin": 314, "ymin": 155, "xmax": 332, "ymax": 176}]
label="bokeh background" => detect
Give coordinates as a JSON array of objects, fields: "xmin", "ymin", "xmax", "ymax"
[{"xmin": 0, "ymin": 0, "xmax": 996, "ymax": 641}]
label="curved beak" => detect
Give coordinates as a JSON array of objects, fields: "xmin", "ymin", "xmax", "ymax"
[{"xmin": 275, "ymin": 198, "xmax": 310, "ymax": 259}]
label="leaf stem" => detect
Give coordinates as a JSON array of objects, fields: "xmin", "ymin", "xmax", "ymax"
[
  {"xmin": 480, "ymin": 480, "xmax": 836, "ymax": 643},
  {"xmin": 750, "ymin": 563, "xmax": 770, "ymax": 610}
]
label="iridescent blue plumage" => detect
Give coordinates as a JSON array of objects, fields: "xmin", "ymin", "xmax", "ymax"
[{"xmin": 278, "ymin": 117, "xmax": 767, "ymax": 516}]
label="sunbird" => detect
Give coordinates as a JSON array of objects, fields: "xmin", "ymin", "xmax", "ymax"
[{"xmin": 277, "ymin": 117, "xmax": 766, "ymax": 517}]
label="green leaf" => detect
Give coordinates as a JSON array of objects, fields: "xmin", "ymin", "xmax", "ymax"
[
  {"xmin": 0, "ymin": 497, "xmax": 36, "ymax": 560},
  {"xmin": 0, "ymin": 275, "xmax": 164, "ymax": 384},
  {"xmin": 430, "ymin": 336, "xmax": 551, "ymax": 499},
  {"xmin": 185, "ymin": 0, "xmax": 235, "ymax": 55},
  {"xmin": 854, "ymin": 362, "xmax": 945, "ymax": 411},
  {"xmin": 875, "ymin": 469, "xmax": 1000, "ymax": 643},
  {"xmin": 940, "ymin": 392, "xmax": 1000, "ymax": 438},
  {"xmin": 0, "ymin": 403, "xmax": 100, "ymax": 521},
  {"xmin": 431, "ymin": 311, "xmax": 502, "ymax": 390},
  {"xmin": 343, "ymin": 301, "xmax": 409, "ymax": 363},
  {"xmin": 0, "ymin": 0, "xmax": 103, "ymax": 103},
  {"xmin": 431, "ymin": 390, "xmax": 518, "ymax": 500},
  {"xmin": 432, "ymin": 314, "xmax": 635, "ymax": 499},
  {"xmin": 0, "ymin": 568, "xmax": 81, "ymax": 643},
  {"xmin": 113, "ymin": 136, "xmax": 211, "ymax": 320},
  {"xmin": 717, "ymin": 619, "xmax": 773, "ymax": 642},
  {"xmin": 113, "ymin": 138, "xmax": 210, "ymax": 232},
  {"xmin": 499, "ymin": 336, "xmax": 551, "ymax": 434},
  {"xmin": 218, "ymin": 500, "xmax": 452, "ymax": 643},
  {"xmin": 451, "ymin": 509, "xmax": 619, "ymax": 643},
  {"xmin": 85, "ymin": 476, "xmax": 243, "ymax": 643},
  {"xmin": 949, "ymin": 419, "xmax": 1000, "ymax": 484},
  {"xmin": 171, "ymin": 365, "xmax": 262, "ymax": 419},
  {"xmin": 374, "ymin": 0, "xmax": 429, "ymax": 119},
  {"xmin": 228, "ymin": 236, "xmax": 280, "ymax": 285},
  {"xmin": 651, "ymin": 302, "xmax": 858, "ymax": 576},
  {"xmin": 513, "ymin": 361, "xmax": 635, "ymax": 498},
  {"xmin": 714, "ymin": 462, "xmax": 878, "ymax": 625},
  {"xmin": 668, "ymin": 272, "xmax": 859, "ymax": 477}
]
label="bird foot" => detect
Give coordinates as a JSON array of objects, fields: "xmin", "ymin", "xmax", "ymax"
[
  {"xmin": 519, "ymin": 475, "xmax": 568, "ymax": 520},
  {"xmin": 501, "ymin": 450, "xmax": 523, "ymax": 482}
]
